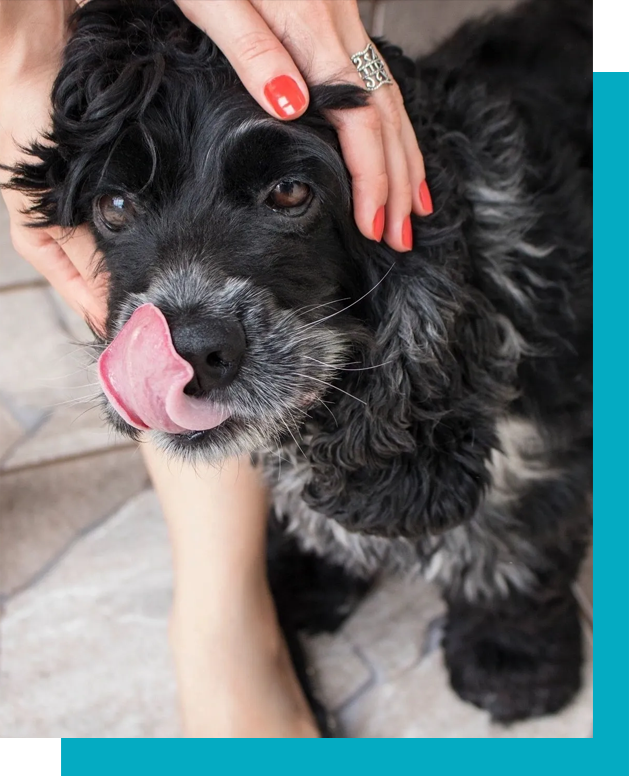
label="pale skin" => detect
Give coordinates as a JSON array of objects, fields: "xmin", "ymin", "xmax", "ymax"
[
  {"xmin": 145, "ymin": 446, "xmax": 319, "ymax": 737},
  {"xmin": 1, "ymin": 0, "xmax": 428, "ymax": 737}
]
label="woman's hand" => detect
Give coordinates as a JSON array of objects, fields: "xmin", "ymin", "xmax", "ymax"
[
  {"xmin": 0, "ymin": 0, "xmax": 107, "ymax": 329},
  {"xmin": 176, "ymin": 0, "xmax": 433, "ymax": 253}
]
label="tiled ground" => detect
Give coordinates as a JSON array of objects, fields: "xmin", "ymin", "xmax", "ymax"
[{"xmin": 0, "ymin": 0, "xmax": 592, "ymax": 738}]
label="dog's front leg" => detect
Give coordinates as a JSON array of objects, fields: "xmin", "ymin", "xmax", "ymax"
[
  {"xmin": 442, "ymin": 579, "xmax": 584, "ymax": 722},
  {"xmin": 431, "ymin": 418, "xmax": 592, "ymax": 722}
]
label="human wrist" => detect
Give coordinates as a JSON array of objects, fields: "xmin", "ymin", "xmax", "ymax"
[
  {"xmin": 142, "ymin": 442, "xmax": 270, "ymax": 568},
  {"xmin": 0, "ymin": 0, "xmax": 73, "ymax": 78},
  {"xmin": 169, "ymin": 600, "xmax": 320, "ymax": 739},
  {"xmin": 169, "ymin": 578, "xmax": 281, "ymax": 657}
]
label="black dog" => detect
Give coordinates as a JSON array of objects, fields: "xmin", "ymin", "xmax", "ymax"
[{"xmin": 7, "ymin": 0, "xmax": 592, "ymax": 732}]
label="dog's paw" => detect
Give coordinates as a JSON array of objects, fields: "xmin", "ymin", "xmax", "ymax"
[
  {"xmin": 445, "ymin": 636, "xmax": 581, "ymax": 722},
  {"xmin": 443, "ymin": 595, "xmax": 583, "ymax": 723}
]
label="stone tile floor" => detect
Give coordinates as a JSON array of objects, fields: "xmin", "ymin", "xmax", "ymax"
[{"xmin": 0, "ymin": 0, "xmax": 592, "ymax": 738}]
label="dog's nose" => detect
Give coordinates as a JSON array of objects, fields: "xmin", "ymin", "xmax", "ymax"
[{"xmin": 170, "ymin": 318, "xmax": 246, "ymax": 394}]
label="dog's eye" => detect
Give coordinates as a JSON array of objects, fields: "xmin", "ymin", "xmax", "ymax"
[
  {"xmin": 266, "ymin": 180, "xmax": 312, "ymax": 212},
  {"xmin": 94, "ymin": 194, "xmax": 136, "ymax": 233}
]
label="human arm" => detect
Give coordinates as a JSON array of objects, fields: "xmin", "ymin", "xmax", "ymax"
[
  {"xmin": 0, "ymin": 0, "xmax": 108, "ymax": 327},
  {"xmin": 143, "ymin": 443, "xmax": 319, "ymax": 737}
]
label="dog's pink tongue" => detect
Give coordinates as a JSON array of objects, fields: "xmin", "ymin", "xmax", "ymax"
[{"xmin": 98, "ymin": 304, "xmax": 231, "ymax": 434}]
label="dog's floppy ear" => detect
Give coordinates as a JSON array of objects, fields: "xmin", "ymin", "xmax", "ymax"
[
  {"xmin": 304, "ymin": 243, "xmax": 518, "ymax": 539},
  {"xmin": 3, "ymin": 0, "xmax": 212, "ymax": 227}
]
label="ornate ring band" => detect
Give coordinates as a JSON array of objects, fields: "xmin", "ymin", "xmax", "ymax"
[{"xmin": 350, "ymin": 43, "xmax": 393, "ymax": 91}]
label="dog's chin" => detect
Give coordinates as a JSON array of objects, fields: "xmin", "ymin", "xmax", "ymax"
[
  {"xmin": 104, "ymin": 394, "xmax": 318, "ymax": 463},
  {"xmin": 155, "ymin": 417, "xmax": 262, "ymax": 461}
]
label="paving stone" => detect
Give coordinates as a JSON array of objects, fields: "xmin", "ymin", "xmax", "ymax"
[
  {"xmin": 340, "ymin": 622, "xmax": 593, "ymax": 738},
  {"xmin": 46, "ymin": 286, "xmax": 94, "ymax": 345},
  {"xmin": 0, "ymin": 499, "xmax": 593, "ymax": 738},
  {"xmin": 0, "ymin": 198, "xmax": 41, "ymax": 289},
  {"xmin": 2, "ymin": 402, "xmax": 130, "ymax": 471},
  {"xmin": 336, "ymin": 573, "xmax": 592, "ymax": 737},
  {"xmin": 0, "ymin": 287, "xmax": 96, "ymax": 414},
  {"xmin": 0, "ymin": 402, "xmax": 25, "ymax": 461},
  {"xmin": 0, "ymin": 490, "xmax": 178, "ymax": 738},
  {"xmin": 341, "ymin": 647, "xmax": 490, "ymax": 738},
  {"xmin": 378, "ymin": 0, "xmax": 519, "ymax": 58},
  {"xmin": 0, "ymin": 390, "xmax": 47, "ymax": 432},
  {"xmin": 0, "ymin": 282, "xmax": 127, "ymax": 470},
  {"xmin": 305, "ymin": 631, "xmax": 374, "ymax": 711},
  {"xmin": 341, "ymin": 575, "xmax": 446, "ymax": 681},
  {"xmin": 0, "ymin": 447, "xmax": 147, "ymax": 598}
]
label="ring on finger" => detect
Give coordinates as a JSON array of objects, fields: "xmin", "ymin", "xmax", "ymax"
[{"xmin": 350, "ymin": 42, "xmax": 393, "ymax": 91}]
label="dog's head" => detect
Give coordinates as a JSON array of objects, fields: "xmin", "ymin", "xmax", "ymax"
[
  {"xmin": 13, "ymin": 0, "xmax": 376, "ymax": 458},
  {"xmin": 8, "ymin": 0, "xmax": 517, "ymax": 537}
]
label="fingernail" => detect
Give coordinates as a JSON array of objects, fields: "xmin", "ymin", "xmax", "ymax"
[
  {"xmin": 402, "ymin": 215, "xmax": 413, "ymax": 250},
  {"xmin": 419, "ymin": 179, "xmax": 433, "ymax": 215},
  {"xmin": 264, "ymin": 75, "xmax": 307, "ymax": 118},
  {"xmin": 373, "ymin": 206, "xmax": 385, "ymax": 242}
]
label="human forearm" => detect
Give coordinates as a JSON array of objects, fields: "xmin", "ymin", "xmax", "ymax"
[
  {"xmin": 143, "ymin": 445, "xmax": 270, "ymax": 604},
  {"xmin": 0, "ymin": 0, "xmax": 74, "ymax": 73},
  {"xmin": 0, "ymin": 0, "xmax": 73, "ymax": 161},
  {"xmin": 0, "ymin": 0, "xmax": 107, "ymax": 324},
  {"xmin": 142, "ymin": 443, "xmax": 319, "ymax": 737}
]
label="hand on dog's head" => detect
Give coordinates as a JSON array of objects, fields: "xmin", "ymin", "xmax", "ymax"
[{"xmin": 6, "ymin": 0, "xmax": 513, "ymax": 539}]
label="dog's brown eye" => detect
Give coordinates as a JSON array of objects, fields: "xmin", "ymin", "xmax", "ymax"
[
  {"xmin": 94, "ymin": 194, "xmax": 136, "ymax": 232},
  {"xmin": 266, "ymin": 180, "xmax": 312, "ymax": 211}
]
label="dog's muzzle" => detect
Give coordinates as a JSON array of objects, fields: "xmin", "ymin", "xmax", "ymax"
[{"xmin": 98, "ymin": 303, "xmax": 232, "ymax": 434}]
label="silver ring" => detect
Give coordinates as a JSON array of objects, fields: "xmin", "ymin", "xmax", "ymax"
[{"xmin": 350, "ymin": 43, "xmax": 393, "ymax": 91}]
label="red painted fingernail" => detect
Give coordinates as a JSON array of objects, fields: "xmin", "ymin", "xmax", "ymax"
[
  {"xmin": 402, "ymin": 215, "xmax": 413, "ymax": 250},
  {"xmin": 419, "ymin": 179, "xmax": 433, "ymax": 215},
  {"xmin": 373, "ymin": 206, "xmax": 385, "ymax": 242},
  {"xmin": 264, "ymin": 75, "xmax": 307, "ymax": 118}
]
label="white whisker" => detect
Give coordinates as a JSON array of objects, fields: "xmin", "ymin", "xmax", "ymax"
[
  {"xmin": 69, "ymin": 405, "xmax": 101, "ymax": 425},
  {"xmin": 296, "ymin": 373, "xmax": 367, "ymax": 406},
  {"xmin": 296, "ymin": 264, "xmax": 395, "ymax": 332},
  {"xmin": 292, "ymin": 297, "xmax": 351, "ymax": 317},
  {"xmin": 45, "ymin": 393, "xmax": 102, "ymax": 408},
  {"xmin": 317, "ymin": 398, "xmax": 339, "ymax": 428},
  {"xmin": 303, "ymin": 355, "xmax": 392, "ymax": 372},
  {"xmin": 281, "ymin": 418, "xmax": 307, "ymax": 459}
]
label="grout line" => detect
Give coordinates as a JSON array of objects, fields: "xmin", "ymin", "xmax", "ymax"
[
  {"xmin": 0, "ymin": 478, "xmax": 151, "ymax": 607},
  {"xmin": 0, "ymin": 279, "xmax": 49, "ymax": 294},
  {"xmin": 0, "ymin": 410, "xmax": 51, "ymax": 470},
  {"xmin": 0, "ymin": 441, "xmax": 139, "ymax": 477},
  {"xmin": 333, "ymin": 643, "xmax": 379, "ymax": 715}
]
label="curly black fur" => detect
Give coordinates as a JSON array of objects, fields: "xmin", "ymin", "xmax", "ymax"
[{"xmin": 5, "ymin": 0, "xmax": 592, "ymax": 730}]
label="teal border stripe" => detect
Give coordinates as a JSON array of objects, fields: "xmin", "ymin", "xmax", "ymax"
[
  {"xmin": 593, "ymin": 72, "xmax": 628, "ymax": 747},
  {"xmin": 61, "ymin": 739, "xmax": 597, "ymax": 775}
]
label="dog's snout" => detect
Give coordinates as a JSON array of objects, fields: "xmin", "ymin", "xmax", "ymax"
[{"xmin": 171, "ymin": 318, "xmax": 246, "ymax": 394}]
